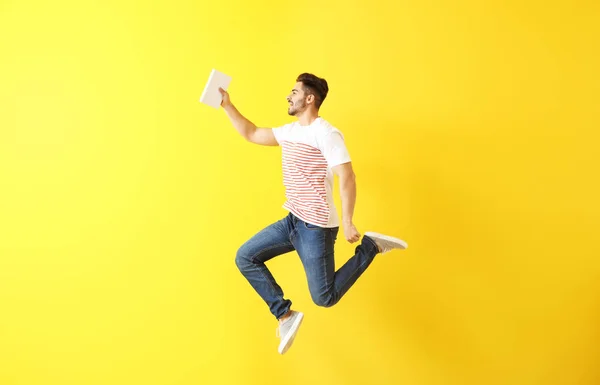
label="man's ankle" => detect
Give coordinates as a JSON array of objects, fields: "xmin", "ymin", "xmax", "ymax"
[{"xmin": 279, "ymin": 310, "xmax": 293, "ymax": 323}]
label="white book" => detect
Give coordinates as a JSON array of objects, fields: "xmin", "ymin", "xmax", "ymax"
[{"xmin": 199, "ymin": 68, "xmax": 232, "ymax": 108}]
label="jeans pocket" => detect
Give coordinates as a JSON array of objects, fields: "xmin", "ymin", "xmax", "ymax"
[{"xmin": 304, "ymin": 221, "xmax": 321, "ymax": 230}]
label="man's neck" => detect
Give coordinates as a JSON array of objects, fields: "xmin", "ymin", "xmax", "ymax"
[{"xmin": 296, "ymin": 110, "xmax": 320, "ymax": 126}]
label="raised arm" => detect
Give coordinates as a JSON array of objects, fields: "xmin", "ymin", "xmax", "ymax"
[{"xmin": 218, "ymin": 88, "xmax": 278, "ymax": 146}]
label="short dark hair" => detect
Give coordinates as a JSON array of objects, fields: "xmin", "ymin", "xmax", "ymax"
[{"xmin": 296, "ymin": 73, "xmax": 329, "ymax": 109}]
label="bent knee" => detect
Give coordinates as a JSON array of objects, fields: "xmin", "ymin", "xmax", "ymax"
[
  {"xmin": 235, "ymin": 247, "xmax": 252, "ymax": 269},
  {"xmin": 312, "ymin": 293, "xmax": 336, "ymax": 308}
]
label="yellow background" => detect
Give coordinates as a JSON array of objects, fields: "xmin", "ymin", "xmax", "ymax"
[{"xmin": 1, "ymin": 0, "xmax": 599, "ymax": 384}]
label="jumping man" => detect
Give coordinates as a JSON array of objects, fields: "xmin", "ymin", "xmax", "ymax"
[{"xmin": 218, "ymin": 73, "xmax": 407, "ymax": 354}]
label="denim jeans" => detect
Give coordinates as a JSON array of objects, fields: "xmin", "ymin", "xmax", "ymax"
[{"xmin": 235, "ymin": 212, "xmax": 380, "ymax": 320}]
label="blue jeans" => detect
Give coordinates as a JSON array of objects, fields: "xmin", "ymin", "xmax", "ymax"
[{"xmin": 235, "ymin": 212, "xmax": 380, "ymax": 320}]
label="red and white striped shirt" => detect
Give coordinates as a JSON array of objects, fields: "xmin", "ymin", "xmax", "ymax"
[{"xmin": 272, "ymin": 117, "xmax": 351, "ymax": 228}]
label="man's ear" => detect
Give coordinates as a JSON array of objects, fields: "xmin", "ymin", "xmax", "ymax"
[{"xmin": 306, "ymin": 94, "xmax": 315, "ymax": 104}]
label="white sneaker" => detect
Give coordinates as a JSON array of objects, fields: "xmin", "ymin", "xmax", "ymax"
[
  {"xmin": 276, "ymin": 311, "xmax": 304, "ymax": 354},
  {"xmin": 364, "ymin": 232, "xmax": 408, "ymax": 254}
]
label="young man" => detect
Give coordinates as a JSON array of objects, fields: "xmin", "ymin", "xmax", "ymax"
[{"xmin": 218, "ymin": 73, "xmax": 407, "ymax": 354}]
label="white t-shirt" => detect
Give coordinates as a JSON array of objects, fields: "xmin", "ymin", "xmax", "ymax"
[{"xmin": 272, "ymin": 117, "xmax": 351, "ymax": 228}]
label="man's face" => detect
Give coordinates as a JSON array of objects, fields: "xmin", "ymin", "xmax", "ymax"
[{"xmin": 287, "ymin": 82, "xmax": 308, "ymax": 116}]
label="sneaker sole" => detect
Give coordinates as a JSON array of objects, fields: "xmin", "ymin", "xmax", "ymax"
[
  {"xmin": 364, "ymin": 232, "xmax": 408, "ymax": 250},
  {"xmin": 278, "ymin": 312, "xmax": 304, "ymax": 354}
]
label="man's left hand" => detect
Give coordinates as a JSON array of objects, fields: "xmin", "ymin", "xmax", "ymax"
[{"xmin": 343, "ymin": 222, "xmax": 361, "ymax": 243}]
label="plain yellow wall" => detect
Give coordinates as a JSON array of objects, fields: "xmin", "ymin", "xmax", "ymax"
[{"xmin": 1, "ymin": 1, "xmax": 599, "ymax": 384}]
